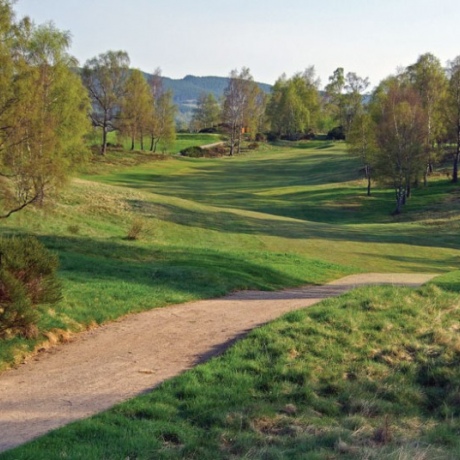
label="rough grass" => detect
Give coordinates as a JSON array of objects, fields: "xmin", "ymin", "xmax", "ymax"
[{"xmin": 4, "ymin": 276, "xmax": 460, "ymax": 459}]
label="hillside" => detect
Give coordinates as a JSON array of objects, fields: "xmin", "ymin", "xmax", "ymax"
[{"xmin": 144, "ymin": 73, "xmax": 272, "ymax": 120}]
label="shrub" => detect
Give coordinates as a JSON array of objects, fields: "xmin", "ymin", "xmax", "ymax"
[
  {"xmin": 0, "ymin": 236, "xmax": 62, "ymax": 339},
  {"xmin": 327, "ymin": 126, "xmax": 345, "ymax": 140},
  {"xmin": 67, "ymin": 224, "xmax": 80, "ymax": 234},
  {"xmin": 180, "ymin": 146, "xmax": 205, "ymax": 157},
  {"xmin": 126, "ymin": 218, "xmax": 144, "ymax": 240},
  {"xmin": 247, "ymin": 142, "xmax": 260, "ymax": 150}
]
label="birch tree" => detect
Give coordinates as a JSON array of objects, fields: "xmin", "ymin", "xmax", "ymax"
[
  {"xmin": 0, "ymin": 15, "xmax": 90, "ymax": 218},
  {"xmin": 222, "ymin": 68, "xmax": 261, "ymax": 155},
  {"xmin": 119, "ymin": 69, "xmax": 153, "ymax": 150},
  {"xmin": 82, "ymin": 50, "xmax": 130, "ymax": 155}
]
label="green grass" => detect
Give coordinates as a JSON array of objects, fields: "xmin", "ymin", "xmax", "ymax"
[
  {"xmin": 4, "ymin": 275, "xmax": 460, "ymax": 459},
  {"xmin": 116, "ymin": 131, "xmax": 223, "ymax": 154},
  {"xmin": 1, "ymin": 138, "xmax": 459, "ymax": 368},
  {"xmin": 1, "ymin": 137, "xmax": 460, "ymax": 456}
]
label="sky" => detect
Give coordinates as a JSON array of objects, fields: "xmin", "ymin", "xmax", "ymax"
[{"xmin": 12, "ymin": 0, "xmax": 460, "ymax": 89}]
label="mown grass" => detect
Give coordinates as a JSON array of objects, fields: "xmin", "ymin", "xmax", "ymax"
[
  {"xmin": 84, "ymin": 132, "xmax": 223, "ymax": 175},
  {"xmin": 4, "ymin": 274, "xmax": 460, "ymax": 459}
]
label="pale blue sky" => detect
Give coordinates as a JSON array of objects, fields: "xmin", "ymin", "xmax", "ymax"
[{"xmin": 13, "ymin": 0, "xmax": 460, "ymax": 88}]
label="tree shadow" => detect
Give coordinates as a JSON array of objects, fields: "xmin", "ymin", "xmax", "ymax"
[{"xmin": 125, "ymin": 199, "xmax": 460, "ymax": 255}]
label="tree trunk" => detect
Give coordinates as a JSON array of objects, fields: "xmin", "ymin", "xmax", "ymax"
[
  {"xmin": 150, "ymin": 134, "xmax": 155, "ymax": 152},
  {"xmin": 101, "ymin": 125, "xmax": 107, "ymax": 156},
  {"xmin": 393, "ymin": 186, "xmax": 405, "ymax": 215},
  {"xmin": 131, "ymin": 134, "xmax": 135, "ymax": 151},
  {"xmin": 365, "ymin": 165, "xmax": 371, "ymax": 196},
  {"xmin": 153, "ymin": 138, "xmax": 159, "ymax": 153},
  {"xmin": 453, "ymin": 126, "xmax": 460, "ymax": 183},
  {"xmin": 140, "ymin": 131, "xmax": 144, "ymax": 151}
]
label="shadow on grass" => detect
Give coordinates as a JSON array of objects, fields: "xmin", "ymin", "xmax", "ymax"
[
  {"xmin": 126, "ymin": 199, "xmax": 460, "ymax": 254},
  {"xmin": 37, "ymin": 234, "xmax": 311, "ymax": 300},
  {"xmin": 105, "ymin": 153, "xmax": 361, "ymax": 203}
]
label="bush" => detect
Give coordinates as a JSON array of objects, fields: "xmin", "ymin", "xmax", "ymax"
[
  {"xmin": 327, "ymin": 126, "xmax": 346, "ymax": 140},
  {"xmin": 126, "ymin": 218, "xmax": 144, "ymax": 240},
  {"xmin": 247, "ymin": 142, "xmax": 260, "ymax": 150},
  {"xmin": 0, "ymin": 236, "xmax": 62, "ymax": 339},
  {"xmin": 180, "ymin": 146, "xmax": 205, "ymax": 158}
]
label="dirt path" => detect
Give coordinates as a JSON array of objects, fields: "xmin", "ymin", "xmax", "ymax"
[{"xmin": 0, "ymin": 273, "xmax": 437, "ymax": 452}]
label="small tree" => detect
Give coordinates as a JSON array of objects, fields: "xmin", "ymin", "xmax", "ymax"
[
  {"xmin": 373, "ymin": 80, "xmax": 427, "ymax": 214},
  {"xmin": 119, "ymin": 69, "xmax": 153, "ymax": 150},
  {"xmin": 347, "ymin": 111, "xmax": 377, "ymax": 196},
  {"xmin": 82, "ymin": 50, "xmax": 130, "ymax": 155},
  {"xmin": 0, "ymin": 20, "xmax": 90, "ymax": 218},
  {"xmin": 0, "ymin": 236, "xmax": 62, "ymax": 339},
  {"xmin": 151, "ymin": 90, "xmax": 176, "ymax": 153},
  {"xmin": 222, "ymin": 67, "xmax": 262, "ymax": 155},
  {"xmin": 190, "ymin": 92, "xmax": 220, "ymax": 132}
]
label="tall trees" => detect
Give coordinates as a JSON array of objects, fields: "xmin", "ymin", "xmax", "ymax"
[
  {"xmin": 119, "ymin": 69, "xmax": 153, "ymax": 150},
  {"xmin": 222, "ymin": 68, "xmax": 263, "ymax": 155},
  {"xmin": 0, "ymin": 10, "xmax": 90, "ymax": 218},
  {"xmin": 372, "ymin": 79, "xmax": 427, "ymax": 214},
  {"xmin": 151, "ymin": 90, "xmax": 176, "ymax": 153},
  {"xmin": 266, "ymin": 67, "xmax": 320, "ymax": 139},
  {"xmin": 190, "ymin": 93, "xmax": 220, "ymax": 132},
  {"xmin": 325, "ymin": 68, "xmax": 369, "ymax": 136},
  {"xmin": 347, "ymin": 111, "xmax": 377, "ymax": 196},
  {"xmin": 446, "ymin": 57, "xmax": 460, "ymax": 183},
  {"xmin": 406, "ymin": 53, "xmax": 447, "ymax": 183},
  {"xmin": 82, "ymin": 50, "xmax": 130, "ymax": 155},
  {"xmin": 143, "ymin": 68, "xmax": 177, "ymax": 153}
]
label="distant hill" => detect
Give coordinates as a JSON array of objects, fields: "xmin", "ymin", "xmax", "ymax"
[{"xmin": 142, "ymin": 73, "xmax": 272, "ymax": 123}]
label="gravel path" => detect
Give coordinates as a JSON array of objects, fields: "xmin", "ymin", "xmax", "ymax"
[{"xmin": 0, "ymin": 273, "xmax": 437, "ymax": 452}]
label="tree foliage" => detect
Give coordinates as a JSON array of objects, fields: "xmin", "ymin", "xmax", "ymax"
[
  {"xmin": 0, "ymin": 4, "xmax": 90, "ymax": 218},
  {"xmin": 190, "ymin": 92, "xmax": 220, "ymax": 132},
  {"xmin": 406, "ymin": 53, "xmax": 447, "ymax": 182},
  {"xmin": 325, "ymin": 68, "xmax": 369, "ymax": 136},
  {"xmin": 446, "ymin": 57, "xmax": 460, "ymax": 183},
  {"xmin": 82, "ymin": 50, "xmax": 130, "ymax": 155},
  {"xmin": 144, "ymin": 68, "xmax": 177, "ymax": 153},
  {"xmin": 0, "ymin": 235, "xmax": 62, "ymax": 339},
  {"xmin": 267, "ymin": 68, "xmax": 320, "ymax": 139},
  {"xmin": 222, "ymin": 67, "xmax": 264, "ymax": 155},
  {"xmin": 372, "ymin": 78, "xmax": 427, "ymax": 214},
  {"xmin": 119, "ymin": 69, "xmax": 153, "ymax": 150}
]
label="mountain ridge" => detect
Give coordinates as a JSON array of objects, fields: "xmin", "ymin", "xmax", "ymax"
[{"xmin": 142, "ymin": 72, "xmax": 272, "ymax": 120}]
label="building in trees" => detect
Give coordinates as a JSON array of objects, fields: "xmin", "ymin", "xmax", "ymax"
[{"xmin": 222, "ymin": 68, "xmax": 264, "ymax": 155}]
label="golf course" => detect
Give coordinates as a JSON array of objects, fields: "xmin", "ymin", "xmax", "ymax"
[{"xmin": 0, "ymin": 136, "xmax": 459, "ymax": 459}]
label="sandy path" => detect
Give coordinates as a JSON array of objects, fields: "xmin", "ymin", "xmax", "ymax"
[{"xmin": 0, "ymin": 273, "xmax": 436, "ymax": 452}]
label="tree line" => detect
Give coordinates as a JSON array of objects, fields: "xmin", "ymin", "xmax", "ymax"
[
  {"xmin": 1, "ymin": 0, "xmax": 459, "ymax": 218},
  {"xmin": 0, "ymin": 1, "xmax": 179, "ymax": 218},
  {"xmin": 195, "ymin": 55, "xmax": 460, "ymax": 214}
]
